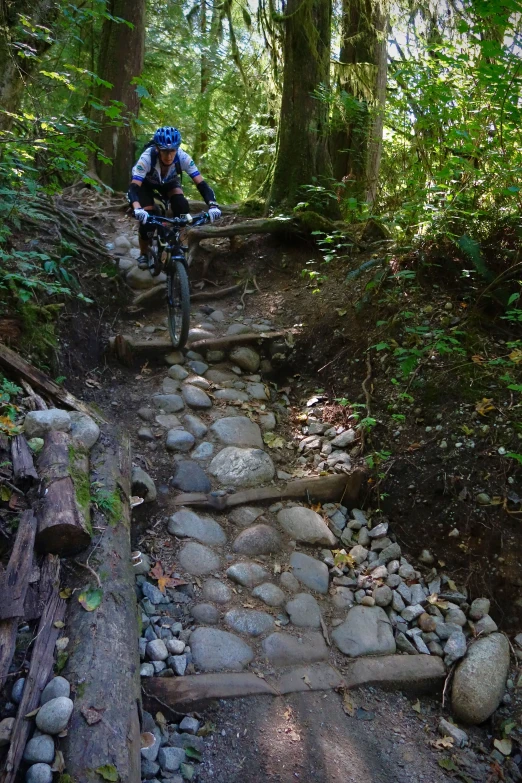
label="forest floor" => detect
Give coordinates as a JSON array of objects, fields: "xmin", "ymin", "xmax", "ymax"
[{"xmin": 37, "ymin": 202, "xmax": 522, "ymax": 782}]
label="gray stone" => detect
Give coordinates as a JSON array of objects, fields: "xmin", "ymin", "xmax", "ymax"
[
  {"xmin": 451, "ymin": 633, "xmax": 509, "ymax": 724},
  {"xmin": 0, "ymin": 717, "xmax": 14, "ymax": 747},
  {"xmin": 331, "ymin": 606, "xmax": 396, "ymax": 657},
  {"xmin": 35, "ymin": 696, "xmax": 74, "ymax": 734},
  {"xmin": 166, "ymin": 639, "xmax": 186, "ymax": 655},
  {"xmin": 179, "ymin": 716, "xmax": 200, "ymax": 735},
  {"xmin": 229, "ymin": 347, "xmax": 260, "ymax": 372},
  {"xmin": 373, "ymin": 586, "xmax": 393, "ymax": 607},
  {"xmin": 277, "ymin": 507, "xmax": 337, "ymax": 547},
  {"xmin": 409, "ymin": 584, "xmax": 427, "ymax": 606},
  {"xmin": 474, "ymin": 615, "xmax": 498, "ymax": 635},
  {"xmin": 232, "ymin": 524, "xmax": 281, "ymax": 555},
  {"xmin": 252, "ymin": 582, "xmax": 286, "ymax": 607},
  {"xmin": 166, "ymin": 430, "xmax": 195, "ymax": 452},
  {"xmin": 469, "ymin": 598, "xmax": 490, "ymax": 621},
  {"xmin": 332, "ymin": 587, "xmax": 354, "ymax": 611},
  {"xmin": 349, "ymin": 545, "xmax": 369, "ymax": 565},
  {"xmin": 152, "ymin": 394, "xmax": 184, "ymax": 413},
  {"xmin": 168, "ymin": 365, "xmax": 189, "ymax": 381},
  {"xmin": 445, "ymin": 605, "xmax": 467, "ymax": 627},
  {"xmin": 190, "ymin": 627, "xmax": 254, "ymax": 671},
  {"xmin": 155, "ymin": 414, "xmax": 182, "ymax": 429},
  {"xmin": 183, "ymin": 414, "xmax": 208, "ymax": 438},
  {"xmin": 171, "ymin": 655, "xmax": 187, "ymax": 675},
  {"xmin": 69, "ymin": 411, "xmax": 100, "ymax": 449},
  {"xmin": 439, "ymin": 718, "xmax": 468, "ymax": 748},
  {"xmin": 191, "ymin": 442, "xmax": 214, "ymax": 460},
  {"xmin": 262, "ymin": 632, "xmax": 328, "ymax": 666},
  {"xmin": 428, "ymin": 641, "xmax": 444, "ymax": 657},
  {"xmin": 259, "ymin": 412, "xmax": 276, "ymax": 431},
  {"xmin": 224, "ymin": 608, "xmax": 274, "ymax": 636},
  {"xmin": 396, "ymin": 582, "xmax": 411, "ymax": 605},
  {"xmin": 399, "ymin": 563, "xmax": 416, "ymax": 580},
  {"xmin": 140, "ymin": 663, "xmax": 154, "ymax": 676},
  {"xmin": 401, "ymin": 604, "xmax": 424, "ymax": 623},
  {"xmin": 182, "ymin": 385, "xmax": 212, "ymax": 410},
  {"xmin": 11, "ymin": 678, "xmax": 25, "ymax": 704},
  {"xmin": 286, "ymin": 593, "xmax": 321, "ymax": 628},
  {"xmin": 378, "ymin": 543, "xmax": 402, "ymax": 564},
  {"xmin": 396, "ymin": 632, "xmax": 417, "ymax": 654},
  {"xmin": 227, "ymin": 324, "xmax": 252, "ymax": 335},
  {"xmin": 290, "ymin": 552, "xmax": 329, "ymax": 594},
  {"xmin": 187, "ymin": 360, "xmax": 209, "ymax": 376},
  {"xmin": 228, "ymin": 506, "xmax": 264, "ymax": 527},
  {"xmin": 202, "ymin": 578, "xmax": 232, "ymax": 604},
  {"xmin": 368, "ymin": 522, "xmax": 389, "ymax": 539},
  {"xmin": 152, "ymin": 661, "xmax": 166, "ymax": 674},
  {"xmin": 163, "ymin": 377, "xmax": 181, "ymax": 394},
  {"xmin": 141, "ymin": 759, "xmax": 160, "ymax": 778},
  {"xmin": 158, "ymin": 746, "xmax": 186, "ymax": 773},
  {"xmin": 138, "ymin": 427, "xmax": 154, "ymax": 441},
  {"xmin": 444, "ymin": 631, "xmax": 467, "ymax": 666},
  {"xmin": 210, "ymin": 309, "xmax": 225, "ymax": 323},
  {"xmin": 115, "ymin": 234, "xmax": 132, "ymax": 250},
  {"xmin": 191, "ymin": 603, "xmax": 220, "ymax": 624},
  {"xmin": 178, "ymin": 542, "xmax": 221, "ymax": 575},
  {"xmin": 142, "ymin": 581, "xmax": 166, "ymax": 605},
  {"xmin": 213, "ymin": 389, "xmax": 249, "ymax": 402},
  {"xmin": 330, "ymin": 429, "xmax": 356, "ymax": 448},
  {"xmin": 147, "ymin": 639, "xmax": 169, "ymax": 661},
  {"xmin": 25, "ymin": 764, "xmax": 53, "ymax": 783},
  {"xmin": 246, "ymin": 383, "xmax": 268, "ymax": 401},
  {"xmin": 435, "ymin": 622, "xmax": 463, "ymax": 641},
  {"xmin": 132, "ymin": 467, "xmax": 157, "ymax": 503},
  {"xmin": 23, "ymin": 735, "xmax": 55, "ymax": 764},
  {"xmin": 141, "ymin": 724, "xmax": 162, "ymax": 762},
  {"xmin": 171, "ymin": 462, "xmax": 211, "ymax": 493},
  {"xmin": 210, "ymin": 447, "xmax": 275, "ymax": 488},
  {"xmin": 280, "ymin": 572, "xmax": 300, "ymax": 593},
  {"xmin": 226, "ymin": 561, "xmax": 269, "ymax": 588},
  {"xmin": 392, "ymin": 591, "xmax": 406, "ymax": 612},
  {"xmin": 210, "ymin": 417, "xmax": 263, "ymax": 448},
  {"xmin": 168, "ymin": 510, "xmax": 226, "ymax": 546},
  {"xmin": 24, "ymin": 409, "xmax": 71, "ymax": 438}
]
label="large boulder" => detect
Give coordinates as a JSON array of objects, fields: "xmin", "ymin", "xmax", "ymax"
[
  {"xmin": 451, "ymin": 633, "xmax": 509, "ymax": 724},
  {"xmin": 277, "ymin": 507, "xmax": 337, "ymax": 547},
  {"xmin": 209, "ymin": 447, "xmax": 275, "ymax": 488},
  {"xmin": 331, "ymin": 606, "xmax": 396, "ymax": 657},
  {"xmin": 190, "ymin": 628, "xmax": 254, "ymax": 672},
  {"xmin": 229, "ymin": 347, "xmax": 260, "ymax": 372},
  {"xmin": 24, "ymin": 409, "xmax": 71, "ymax": 438},
  {"xmin": 210, "ymin": 417, "xmax": 263, "ymax": 448}
]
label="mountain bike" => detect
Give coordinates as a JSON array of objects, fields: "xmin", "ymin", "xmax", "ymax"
[{"xmin": 142, "ymin": 211, "xmax": 210, "ymax": 349}]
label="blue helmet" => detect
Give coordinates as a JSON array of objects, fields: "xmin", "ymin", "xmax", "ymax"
[{"xmin": 153, "ymin": 126, "xmax": 181, "ymax": 150}]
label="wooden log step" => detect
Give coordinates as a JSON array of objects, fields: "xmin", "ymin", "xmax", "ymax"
[{"xmin": 10, "ymin": 435, "xmax": 38, "ymax": 487}]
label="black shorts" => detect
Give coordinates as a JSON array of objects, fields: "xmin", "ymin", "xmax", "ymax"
[{"xmin": 131, "ymin": 180, "xmax": 182, "ymax": 208}]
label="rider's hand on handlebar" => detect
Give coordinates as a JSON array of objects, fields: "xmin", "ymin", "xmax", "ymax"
[
  {"xmin": 134, "ymin": 208, "xmax": 149, "ymax": 224},
  {"xmin": 208, "ymin": 206, "xmax": 221, "ymax": 223}
]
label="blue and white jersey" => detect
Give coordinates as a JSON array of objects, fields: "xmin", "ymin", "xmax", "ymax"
[{"xmin": 131, "ymin": 147, "xmax": 200, "ymax": 186}]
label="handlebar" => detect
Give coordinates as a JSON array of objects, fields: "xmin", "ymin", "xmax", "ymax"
[{"xmin": 143, "ymin": 212, "xmax": 209, "ymax": 229}]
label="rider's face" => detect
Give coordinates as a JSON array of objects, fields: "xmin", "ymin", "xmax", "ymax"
[{"xmin": 158, "ymin": 148, "xmax": 176, "ymax": 165}]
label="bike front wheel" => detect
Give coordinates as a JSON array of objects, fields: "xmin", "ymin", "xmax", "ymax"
[{"xmin": 167, "ymin": 259, "xmax": 190, "ymax": 349}]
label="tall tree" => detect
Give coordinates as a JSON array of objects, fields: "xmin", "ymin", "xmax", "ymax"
[
  {"xmin": 0, "ymin": 0, "xmax": 57, "ymax": 132},
  {"xmin": 93, "ymin": 0, "xmax": 145, "ymax": 191},
  {"xmin": 331, "ymin": 0, "xmax": 388, "ymax": 205},
  {"xmin": 268, "ymin": 0, "xmax": 334, "ymax": 212}
]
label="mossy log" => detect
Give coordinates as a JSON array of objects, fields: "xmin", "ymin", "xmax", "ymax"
[
  {"xmin": 62, "ymin": 428, "xmax": 141, "ymax": 783},
  {"xmin": 35, "ymin": 431, "xmax": 91, "ymax": 556}
]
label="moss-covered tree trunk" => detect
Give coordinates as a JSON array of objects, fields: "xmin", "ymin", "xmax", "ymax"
[
  {"xmin": 0, "ymin": 0, "xmax": 57, "ymax": 132},
  {"xmin": 93, "ymin": 0, "xmax": 145, "ymax": 191},
  {"xmin": 268, "ymin": 0, "xmax": 334, "ymax": 213},
  {"xmin": 330, "ymin": 0, "xmax": 388, "ymax": 205},
  {"xmin": 194, "ymin": 0, "xmax": 221, "ymax": 162}
]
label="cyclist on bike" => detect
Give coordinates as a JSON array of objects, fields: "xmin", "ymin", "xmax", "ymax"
[{"xmin": 128, "ymin": 126, "xmax": 221, "ymax": 270}]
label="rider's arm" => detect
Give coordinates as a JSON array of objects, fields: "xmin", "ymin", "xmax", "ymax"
[
  {"xmin": 129, "ymin": 150, "xmax": 152, "ymax": 209},
  {"xmin": 128, "ymin": 179, "xmax": 142, "ymax": 210},
  {"xmin": 178, "ymin": 151, "xmax": 218, "ymax": 206}
]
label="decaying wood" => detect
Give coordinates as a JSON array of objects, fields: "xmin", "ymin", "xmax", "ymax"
[
  {"xmin": 174, "ymin": 471, "xmax": 364, "ymax": 510},
  {"xmin": 35, "ymin": 431, "xmax": 91, "ymax": 556},
  {"xmin": 0, "ymin": 622, "xmax": 17, "ymax": 684},
  {"xmin": 190, "ymin": 330, "xmax": 289, "ymax": 352},
  {"xmin": 1, "ymin": 573, "xmax": 65, "ymax": 783},
  {"xmin": 20, "ymin": 380, "xmax": 48, "ymax": 410},
  {"xmin": 0, "ymin": 510, "xmax": 37, "ymax": 621},
  {"xmin": 62, "ymin": 428, "xmax": 141, "ymax": 783},
  {"xmin": 0, "ymin": 342, "xmax": 106, "ymax": 422},
  {"xmin": 108, "ymin": 334, "xmax": 172, "ymax": 360},
  {"xmin": 10, "ymin": 436, "xmax": 38, "ymax": 486},
  {"xmin": 129, "ymin": 282, "xmax": 243, "ymax": 311},
  {"xmin": 24, "ymin": 554, "xmax": 60, "ymax": 622},
  {"xmin": 186, "ymin": 216, "xmax": 296, "ymax": 266}
]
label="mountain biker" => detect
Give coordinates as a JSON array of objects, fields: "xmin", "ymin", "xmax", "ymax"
[{"xmin": 128, "ymin": 126, "xmax": 221, "ymax": 270}]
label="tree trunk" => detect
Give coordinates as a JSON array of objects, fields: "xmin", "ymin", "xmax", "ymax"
[
  {"xmin": 330, "ymin": 0, "xmax": 388, "ymax": 205},
  {"xmin": 93, "ymin": 0, "xmax": 146, "ymax": 191},
  {"xmin": 268, "ymin": 0, "xmax": 335, "ymax": 213},
  {"xmin": 62, "ymin": 429, "xmax": 141, "ymax": 783},
  {"xmin": 0, "ymin": 0, "xmax": 57, "ymax": 131},
  {"xmin": 194, "ymin": 0, "xmax": 222, "ymax": 163}
]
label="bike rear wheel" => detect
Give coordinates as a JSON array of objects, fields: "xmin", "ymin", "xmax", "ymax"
[
  {"xmin": 149, "ymin": 234, "xmax": 163, "ymax": 277},
  {"xmin": 167, "ymin": 259, "xmax": 190, "ymax": 349}
]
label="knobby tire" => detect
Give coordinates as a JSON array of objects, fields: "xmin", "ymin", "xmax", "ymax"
[{"xmin": 167, "ymin": 259, "xmax": 190, "ymax": 349}]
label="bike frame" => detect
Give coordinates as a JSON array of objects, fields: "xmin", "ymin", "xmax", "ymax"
[{"xmin": 146, "ymin": 212, "xmax": 209, "ymax": 271}]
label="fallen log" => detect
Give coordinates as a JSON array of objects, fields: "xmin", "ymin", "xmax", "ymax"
[
  {"xmin": 186, "ymin": 216, "xmax": 296, "ymax": 266},
  {"xmin": 1, "ymin": 569, "xmax": 65, "ymax": 783},
  {"xmin": 0, "ymin": 623, "xmax": 17, "ymax": 685},
  {"xmin": 129, "ymin": 282, "xmax": 243, "ymax": 311},
  {"xmin": 173, "ymin": 471, "xmax": 364, "ymax": 510},
  {"xmin": 35, "ymin": 431, "xmax": 91, "ymax": 556},
  {"xmin": 0, "ymin": 510, "xmax": 37, "ymax": 621},
  {"xmin": 20, "ymin": 380, "xmax": 48, "ymax": 410},
  {"xmin": 62, "ymin": 428, "xmax": 141, "ymax": 783},
  {"xmin": 190, "ymin": 330, "xmax": 289, "ymax": 352},
  {"xmin": 24, "ymin": 554, "xmax": 60, "ymax": 622},
  {"xmin": 11, "ymin": 435, "xmax": 38, "ymax": 487},
  {"xmin": 0, "ymin": 343, "xmax": 106, "ymax": 422}
]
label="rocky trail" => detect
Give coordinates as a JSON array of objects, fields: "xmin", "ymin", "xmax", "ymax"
[{"xmin": 92, "ymin": 215, "xmax": 522, "ymax": 783}]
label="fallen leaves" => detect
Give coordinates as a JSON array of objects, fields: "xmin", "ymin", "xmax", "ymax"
[
  {"xmin": 493, "ymin": 737, "xmax": 512, "ymax": 756},
  {"xmin": 81, "ymin": 705, "xmax": 103, "ymax": 725},
  {"xmin": 475, "ymin": 398, "xmax": 495, "ymax": 416},
  {"xmin": 411, "ymin": 699, "xmax": 422, "ymax": 713},
  {"xmin": 149, "ymin": 561, "xmax": 188, "ymax": 593},
  {"xmin": 263, "ymin": 432, "xmax": 285, "ymax": 449},
  {"xmin": 431, "ymin": 736, "xmax": 454, "ymax": 750},
  {"xmin": 78, "ymin": 587, "xmax": 103, "ymax": 612},
  {"xmin": 95, "ymin": 764, "xmax": 119, "ymax": 782}
]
